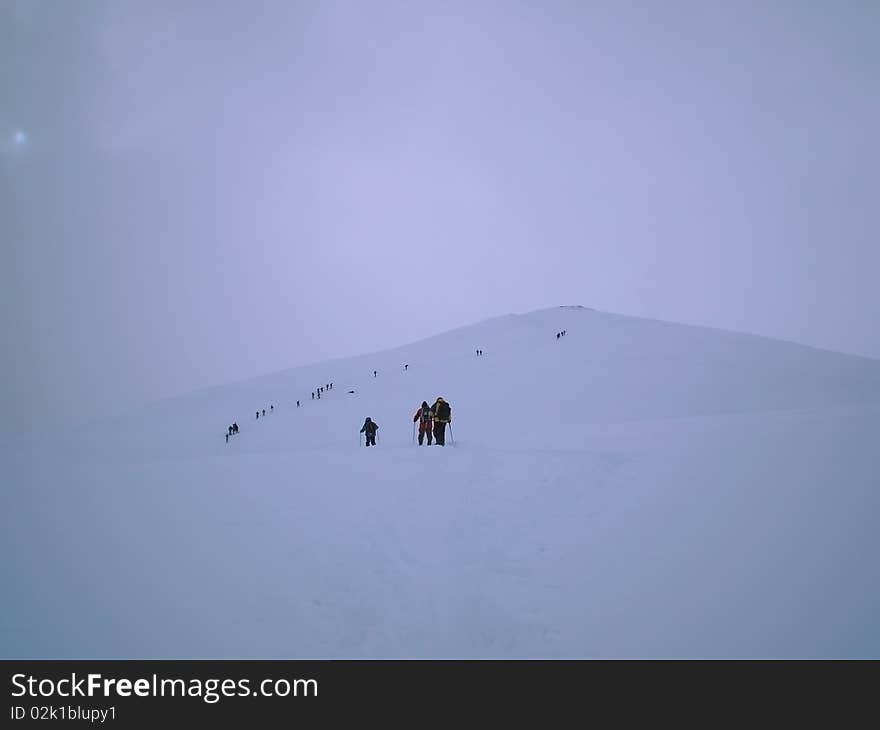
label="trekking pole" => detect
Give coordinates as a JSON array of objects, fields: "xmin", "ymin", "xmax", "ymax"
[
  {"xmin": 359, "ymin": 433, "xmax": 363, "ymax": 448},
  {"xmin": 412, "ymin": 422, "xmax": 416, "ymax": 444},
  {"xmin": 448, "ymin": 422, "xmax": 454, "ymax": 444}
]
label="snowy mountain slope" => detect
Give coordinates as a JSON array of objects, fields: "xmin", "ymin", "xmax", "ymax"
[{"xmin": 3, "ymin": 306, "xmax": 879, "ymax": 657}]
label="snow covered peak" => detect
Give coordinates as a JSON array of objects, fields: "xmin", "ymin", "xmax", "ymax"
[{"xmin": 4, "ymin": 308, "xmax": 880, "ymax": 658}]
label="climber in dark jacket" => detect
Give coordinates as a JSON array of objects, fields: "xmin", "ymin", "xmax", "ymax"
[
  {"xmin": 360, "ymin": 417, "xmax": 379, "ymax": 447},
  {"xmin": 431, "ymin": 397, "xmax": 451, "ymax": 446}
]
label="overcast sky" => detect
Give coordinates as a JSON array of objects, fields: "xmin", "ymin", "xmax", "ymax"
[{"xmin": 2, "ymin": 0, "xmax": 878, "ymax": 434}]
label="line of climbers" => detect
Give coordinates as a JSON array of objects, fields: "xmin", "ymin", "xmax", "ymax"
[
  {"xmin": 224, "ymin": 327, "xmax": 562, "ymax": 444},
  {"xmin": 311, "ymin": 383, "xmax": 334, "ymax": 401},
  {"xmin": 228, "ymin": 378, "xmax": 336, "ymax": 443},
  {"xmin": 231, "ymin": 328, "xmax": 564, "ymax": 444}
]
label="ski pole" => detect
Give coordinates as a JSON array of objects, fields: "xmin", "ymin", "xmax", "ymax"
[
  {"xmin": 412, "ymin": 422, "xmax": 416, "ymax": 444},
  {"xmin": 448, "ymin": 422, "xmax": 454, "ymax": 444}
]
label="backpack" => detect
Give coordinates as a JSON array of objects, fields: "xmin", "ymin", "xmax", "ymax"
[
  {"xmin": 434, "ymin": 400, "xmax": 450, "ymax": 421},
  {"xmin": 421, "ymin": 406, "xmax": 432, "ymax": 422}
]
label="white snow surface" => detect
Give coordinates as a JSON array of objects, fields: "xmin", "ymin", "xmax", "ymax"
[{"xmin": 3, "ymin": 306, "xmax": 879, "ymax": 657}]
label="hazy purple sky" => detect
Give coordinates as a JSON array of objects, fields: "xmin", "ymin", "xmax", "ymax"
[{"xmin": 2, "ymin": 0, "xmax": 879, "ymax": 433}]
